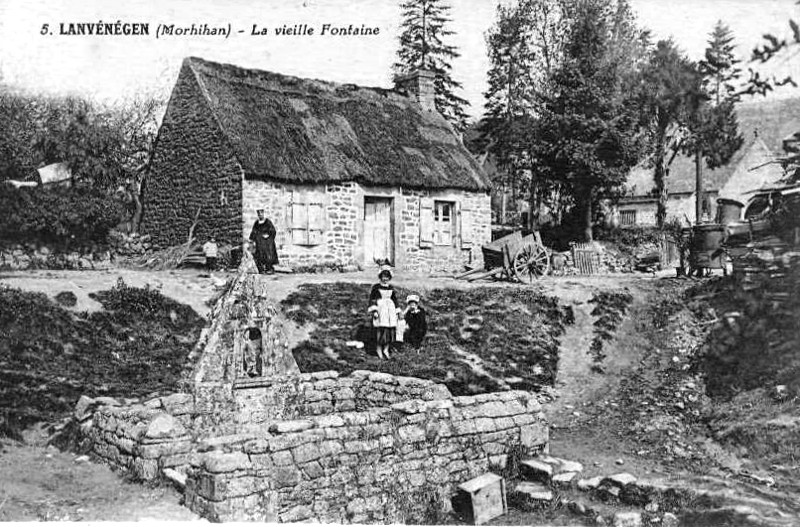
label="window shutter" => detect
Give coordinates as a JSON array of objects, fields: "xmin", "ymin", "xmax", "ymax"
[
  {"xmin": 308, "ymin": 203, "xmax": 324, "ymax": 230},
  {"xmin": 419, "ymin": 197, "xmax": 434, "ymax": 247},
  {"xmin": 285, "ymin": 190, "xmax": 295, "ymax": 246},
  {"xmin": 307, "ymin": 202, "xmax": 325, "ymax": 246},
  {"xmin": 460, "ymin": 201, "xmax": 474, "ymax": 248},
  {"xmin": 291, "ymin": 200, "xmax": 309, "ymax": 245}
]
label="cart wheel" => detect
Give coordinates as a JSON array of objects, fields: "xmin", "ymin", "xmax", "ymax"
[{"xmin": 512, "ymin": 244, "xmax": 550, "ymax": 283}]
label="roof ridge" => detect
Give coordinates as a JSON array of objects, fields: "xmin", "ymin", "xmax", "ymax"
[{"xmin": 186, "ymin": 56, "xmax": 401, "ymax": 101}]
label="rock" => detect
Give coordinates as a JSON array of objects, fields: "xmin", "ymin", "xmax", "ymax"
[
  {"xmin": 538, "ymin": 455, "xmax": 584, "ymax": 474},
  {"xmin": 603, "ymin": 473, "xmax": 637, "ymax": 488},
  {"xmin": 552, "ymin": 471, "xmax": 579, "ymax": 488},
  {"xmin": 568, "ymin": 500, "xmax": 588, "ymax": 516},
  {"xmin": 163, "ymin": 467, "xmax": 187, "ymax": 489},
  {"xmin": 519, "ymin": 458, "xmax": 554, "ymax": 484},
  {"xmin": 145, "ymin": 413, "xmax": 187, "ymax": 439},
  {"xmin": 612, "ymin": 511, "xmax": 642, "ymax": 527},
  {"xmin": 514, "ymin": 481, "xmax": 554, "ymax": 503},
  {"xmin": 615, "ymin": 458, "xmax": 625, "ymax": 465},
  {"xmin": 662, "ymin": 512, "xmax": 679, "ymax": 527},
  {"xmin": 577, "ymin": 476, "xmax": 603, "ymax": 491},
  {"xmin": 203, "ymin": 451, "xmax": 250, "ymax": 473},
  {"xmin": 74, "ymin": 455, "xmax": 90, "ymax": 463},
  {"xmin": 269, "ymin": 420, "xmax": 315, "ymax": 434},
  {"xmin": 74, "ymin": 395, "xmax": 95, "ymax": 421},
  {"xmin": 644, "ymin": 502, "xmax": 659, "ymax": 513}
]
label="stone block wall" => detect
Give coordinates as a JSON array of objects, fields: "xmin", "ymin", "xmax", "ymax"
[
  {"xmin": 242, "ymin": 178, "xmax": 491, "ymax": 272},
  {"xmin": 72, "ymin": 271, "xmax": 548, "ymax": 523},
  {"xmin": 141, "ymin": 62, "xmax": 244, "ymax": 249},
  {"xmin": 74, "ymin": 373, "xmax": 549, "ymax": 523},
  {"xmin": 233, "ymin": 370, "xmax": 452, "ymax": 432},
  {"xmin": 73, "ymin": 393, "xmax": 196, "ymax": 481},
  {"xmin": 184, "ymin": 390, "xmax": 547, "ymax": 523},
  {"xmin": 0, "ymin": 243, "xmax": 113, "ymax": 271}
]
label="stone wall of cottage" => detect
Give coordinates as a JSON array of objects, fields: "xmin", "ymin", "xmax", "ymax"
[
  {"xmin": 616, "ymin": 192, "xmax": 720, "ymax": 227},
  {"xmin": 242, "ymin": 179, "xmax": 491, "ymax": 272},
  {"xmin": 141, "ymin": 64, "xmax": 244, "ymax": 249}
]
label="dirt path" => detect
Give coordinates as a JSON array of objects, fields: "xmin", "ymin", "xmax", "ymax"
[{"xmin": 0, "ymin": 426, "xmax": 198, "ymax": 522}]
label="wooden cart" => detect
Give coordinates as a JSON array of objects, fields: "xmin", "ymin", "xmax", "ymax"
[{"xmin": 456, "ymin": 231, "xmax": 550, "ymax": 283}]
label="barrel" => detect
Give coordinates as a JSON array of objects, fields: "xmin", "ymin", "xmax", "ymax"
[
  {"xmin": 692, "ymin": 223, "xmax": 725, "ymax": 252},
  {"xmin": 716, "ymin": 198, "xmax": 744, "ymax": 225}
]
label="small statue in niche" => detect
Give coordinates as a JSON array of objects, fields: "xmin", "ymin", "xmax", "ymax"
[{"xmin": 242, "ymin": 327, "xmax": 263, "ymax": 377}]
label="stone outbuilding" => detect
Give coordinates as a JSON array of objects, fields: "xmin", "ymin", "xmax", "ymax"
[
  {"xmin": 614, "ymin": 97, "xmax": 800, "ymax": 226},
  {"xmin": 142, "ymin": 57, "xmax": 491, "ymax": 272}
]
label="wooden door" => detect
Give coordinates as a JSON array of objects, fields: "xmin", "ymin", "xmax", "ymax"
[{"xmin": 364, "ymin": 197, "xmax": 393, "ymax": 265}]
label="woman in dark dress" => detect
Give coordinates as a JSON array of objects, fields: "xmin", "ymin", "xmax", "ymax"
[{"xmin": 249, "ymin": 209, "xmax": 278, "ymax": 274}]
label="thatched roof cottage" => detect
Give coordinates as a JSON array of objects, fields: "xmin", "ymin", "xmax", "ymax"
[{"xmin": 142, "ymin": 57, "xmax": 491, "ymax": 271}]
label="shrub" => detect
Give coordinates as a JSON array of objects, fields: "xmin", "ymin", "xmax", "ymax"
[
  {"xmin": 54, "ymin": 291, "xmax": 77, "ymax": 307},
  {"xmin": 593, "ymin": 224, "xmax": 663, "ymax": 249},
  {"xmin": 0, "ymin": 185, "xmax": 122, "ymax": 248}
]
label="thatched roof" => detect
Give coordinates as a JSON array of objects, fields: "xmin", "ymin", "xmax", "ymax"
[
  {"xmin": 184, "ymin": 57, "xmax": 489, "ymax": 191},
  {"xmin": 626, "ymin": 97, "xmax": 800, "ymax": 197}
]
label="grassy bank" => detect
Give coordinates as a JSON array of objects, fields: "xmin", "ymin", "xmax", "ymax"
[
  {"xmin": 0, "ymin": 279, "xmax": 204, "ymax": 436},
  {"xmin": 281, "ymin": 283, "xmax": 573, "ymax": 396}
]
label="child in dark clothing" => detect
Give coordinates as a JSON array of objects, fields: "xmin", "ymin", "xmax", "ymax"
[{"xmin": 403, "ymin": 294, "xmax": 427, "ymax": 349}]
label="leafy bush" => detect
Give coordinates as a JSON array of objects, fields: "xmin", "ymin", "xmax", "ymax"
[
  {"xmin": 594, "ymin": 224, "xmax": 664, "ymax": 249},
  {"xmin": 0, "ymin": 185, "xmax": 122, "ymax": 248},
  {"xmin": 54, "ymin": 291, "xmax": 77, "ymax": 307},
  {"xmin": 587, "ymin": 291, "xmax": 634, "ymax": 372}
]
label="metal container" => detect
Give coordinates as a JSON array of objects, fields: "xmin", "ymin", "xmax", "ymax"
[
  {"xmin": 692, "ymin": 223, "xmax": 725, "ymax": 251},
  {"xmin": 716, "ymin": 198, "xmax": 744, "ymax": 225}
]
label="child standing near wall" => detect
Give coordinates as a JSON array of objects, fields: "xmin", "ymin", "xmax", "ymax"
[
  {"xmin": 203, "ymin": 237, "xmax": 219, "ymax": 272},
  {"xmin": 368, "ymin": 265, "xmax": 399, "ymax": 360},
  {"xmin": 403, "ymin": 294, "xmax": 428, "ymax": 349}
]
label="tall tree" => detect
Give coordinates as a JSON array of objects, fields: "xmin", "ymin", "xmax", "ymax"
[
  {"xmin": 393, "ymin": 0, "xmax": 470, "ymax": 131},
  {"xmin": 641, "ymin": 40, "xmax": 702, "ymax": 227},
  {"xmin": 700, "ymin": 21, "xmax": 742, "ymax": 106},
  {"xmin": 480, "ymin": 0, "xmax": 568, "ymax": 227},
  {"xmin": 687, "ymin": 22, "xmax": 744, "ymax": 222},
  {"xmin": 532, "ymin": 0, "xmax": 649, "ymax": 241},
  {"xmin": 480, "ymin": 0, "xmax": 538, "ymax": 220}
]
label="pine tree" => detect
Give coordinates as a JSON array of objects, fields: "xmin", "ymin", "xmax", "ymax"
[
  {"xmin": 688, "ymin": 21, "xmax": 744, "ymax": 221},
  {"xmin": 699, "ymin": 21, "xmax": 742, "ymax": 106},
  {"xmin": 393, "ymin": 0, "xmax": 470, "ymax": 132}
]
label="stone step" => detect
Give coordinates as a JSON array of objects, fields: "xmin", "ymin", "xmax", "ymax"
[
  {"xmin": 537, "ymin": 454, "xmax": 584, "ymax": 475},
  {"xmin": 512, "ymin": 481, "xmax": 555, "ymax": 504},
  {"xmin": 519, "ymin": 459, "xmax": 553, "ymax": 484},
  {"xmin": 552, "ymin": 471, "xmax": 579, "ymax": 489},
  {"xmin": 520, "ymin": 455, "xmax": 584, "ymax": 486}
]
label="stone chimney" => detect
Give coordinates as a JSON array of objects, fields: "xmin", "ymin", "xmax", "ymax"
[{"xmin": 394, "ymin": 69, "xmax": 437, "ymax": 113}]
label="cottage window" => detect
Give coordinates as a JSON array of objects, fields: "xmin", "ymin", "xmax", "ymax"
[
  {"xmin": 290, "ymin": 201, "xmax": 324, "ymax": 246},
  {"xmin": 433, "ymin": 201, "xmax": 456, "ymax": 246},
  {"xmin": 620, "ymin": 210, "xmax": 637, "ymax": 226}
]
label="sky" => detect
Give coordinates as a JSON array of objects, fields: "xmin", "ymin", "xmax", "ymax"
[{"xmin": 1, "ymin": 0, "xmax": 799, "ymax": 119}]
